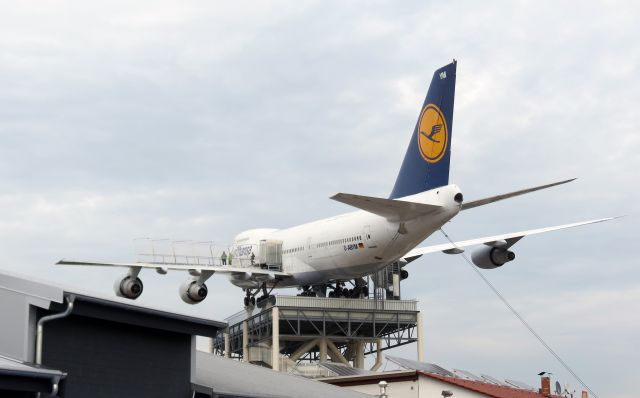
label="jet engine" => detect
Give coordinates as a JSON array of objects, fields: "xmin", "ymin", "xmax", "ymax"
[
  {"xmin": 471, "ymin": 246, "xmax": 516, "ymax": 269},
  {"xmin": 114, "ymin": 275, "xmax": 144, "ymax": 299},
  {"xmin": 179, "ymin": 279, "xmax": 208, "ymax": 304}
]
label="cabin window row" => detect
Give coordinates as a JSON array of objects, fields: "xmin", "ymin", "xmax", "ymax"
[
  {"xmin": 284, "ymin": 246, "xmax": 304, "ymax": 254},
  {"xmin": 316, "ymin": 235, "xmax": 362, "ymax": 249}
]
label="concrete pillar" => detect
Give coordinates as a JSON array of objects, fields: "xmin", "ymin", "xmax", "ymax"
[
  {"xmin": 271, "ymin": 307, "xmax": 280, "ymax": 371},
  {"xmin": 319, "ymin": 338, "xmax": 328, "ymax": 363},
  {"xmin": 370, "ymin": 339, "xmax": 384, "ymax": 371},
  {"xmin": 326, "ymin": 340, "xmax": 349, "ymax": 366},
  {"xmin": 290, "ymin": 338, "xmax": 320, "ymax": 362},
  {"xmin": 224, "ymin": 330, "xmax": 230, "ymax": 358},
  {"xmin": 242, "ymin": 320, "xmax": 249, "ymax": 362},
  {"xmin": 416, "ymin": 311, "xmax": 424, "ymax": 362},
  {"xmin": 354, "ymin": 340, "xmax": 365, "ymax": 369}
]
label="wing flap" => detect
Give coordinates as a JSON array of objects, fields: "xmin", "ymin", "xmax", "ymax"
[
  {"xmin": 331, "ymin": 193, "xmax": 442, "ymax": 221},
  {"xmin": 402, "ymin": 217, "xmax": 616, "ymax": 260}
]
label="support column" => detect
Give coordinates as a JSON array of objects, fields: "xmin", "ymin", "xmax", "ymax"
[
  {"xmin": 354, "ymin": 340, "xmax": 365, "ymax": 369},
  {"xmin": 326, "ymin": 340, "xmax": 349, "ymax": 366},
  {"xmin": 271, "ymin": 307, "xmax": 280, "ymax": 371},
  {"xmin": 242, "ymin": 320, "xmax": 249, "ymax": 362},
  {"xmin": 224, "ymin": 329, "xmax": 230, "ymax": 358},
  {"xmin": 370, "ymin": 339, "xmax": 384, "ymax": 371},
  {"xmin": 416, "ymin": 311, "xmax": 424, "ymax": 362},
  {"xmin": 318, "ymin": 338, "xmax": 328, "ymax": 363}
]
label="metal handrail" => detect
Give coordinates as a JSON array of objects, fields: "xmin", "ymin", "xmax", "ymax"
[{"xmin": 224, "ymin": 296, "xmax": 418, "ymax": 325}]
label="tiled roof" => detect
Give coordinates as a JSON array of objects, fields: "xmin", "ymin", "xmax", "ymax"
[{"xmin": 421, "ymin": 372, "xmax": 560, "ymax": 398}]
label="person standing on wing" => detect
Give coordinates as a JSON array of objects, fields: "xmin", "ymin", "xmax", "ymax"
[{"xmin": 221, "ymin": 251, "xmax": 227, "ymax": 265}]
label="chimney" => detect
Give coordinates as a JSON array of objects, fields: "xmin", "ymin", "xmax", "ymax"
[
  {"xmin": 582, "ymin": 391, "xmax": 588, "ymax": 398},
  {"xmin": 540, "ymin": 376, "xmax": 551, "ymax": 397}
]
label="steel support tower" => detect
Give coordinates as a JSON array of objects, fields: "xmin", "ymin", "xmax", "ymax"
[{"xmin": 213, "ymin": 295, "xmax": 423, "ymax": 374}]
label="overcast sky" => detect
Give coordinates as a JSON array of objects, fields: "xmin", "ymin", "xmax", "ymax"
[{"xmin": 0, "ymin": 1, "xmax": 637, "ymax": 397}]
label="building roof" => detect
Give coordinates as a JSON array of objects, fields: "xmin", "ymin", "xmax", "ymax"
[
  {"xmin": 0, "ymin": 354, "xmax": 65, "ymax": 381},
  {"xmin": 322, "ymin": 366, "xmax": 562, "ymax": 398},
  {"xmin": 193, "ymin": 351, "xmax": 372, "ymax": 398},
  {"xmin": 0, "ymin": 270, "xmax": 226, "ymax": 337},
  {"xmin": 422, "ymin": 372, "xmax": 560, "ymax": 398}
]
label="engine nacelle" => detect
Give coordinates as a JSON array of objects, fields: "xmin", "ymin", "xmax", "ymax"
[
  {"xmin": 471, "ymin": 246, "xmax": 516, "ymax": 269},
  {"xmin": 179, "ymin": 279, "xmax": 208, "ymax": 304},
  {"xmin": 114, "ymin": 275, "xmax": 144, "ymax": 299}
]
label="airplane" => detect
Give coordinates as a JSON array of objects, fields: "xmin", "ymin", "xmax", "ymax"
[{"xmin": 58, "ymin": 60, "xmax": 614, "ymax": 307}]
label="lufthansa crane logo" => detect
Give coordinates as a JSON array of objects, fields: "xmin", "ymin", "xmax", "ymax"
[{"xmin": 418, "ymin": 103, "xmax": 448, "ymax": 163}]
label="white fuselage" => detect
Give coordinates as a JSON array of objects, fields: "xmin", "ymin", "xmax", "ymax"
[{"xmin": 228, "ymin": 184, "xmax": 462, "ymax": 288}]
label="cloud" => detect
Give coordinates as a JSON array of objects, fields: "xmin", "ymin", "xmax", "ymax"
[{"xmin": 0, "ymin": 1, "xmax": 637, "ymax": 396}]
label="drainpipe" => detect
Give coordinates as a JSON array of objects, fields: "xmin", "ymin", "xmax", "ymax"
[{"xmin": 36, "ymin": 295, "xmax": 75, "ymax": 365}]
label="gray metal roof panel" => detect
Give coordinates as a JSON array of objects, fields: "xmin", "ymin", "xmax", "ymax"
[
  {"xmin": 480, "ymin": 373, "xmax": 508, "ymax": 386},
  {"xmin": 1, "ymin": 270, "xmax": 226, "ymax": 334},
  {"xmin": 319, "ymin": 362, "xmax": 375, "ymax": 377},
  {"xmin": 452, "ymin": 368, "xmax": 483, "ymax": 381},
  {"xmin": 194, "ymin": 351, "xmax": 371, "ymax": 398},
  {"xmin": 386, "ymin": 355, "xmax": 457, "ymax": 378},
  {"xmin": 504, "ymin": 379, "xmax": 536, "ymax": 391},
  {"xmin": 0, "ymin": 270, "xmax": 64, "ymax": 305},
  {"xmin": 0, "ymin": 354, "xmax": 65, "ymax": 380}
]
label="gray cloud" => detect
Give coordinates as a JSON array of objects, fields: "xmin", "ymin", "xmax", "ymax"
[{"xmin": 0, "ymin": 1, "xmax": 637, "ymax": 396}]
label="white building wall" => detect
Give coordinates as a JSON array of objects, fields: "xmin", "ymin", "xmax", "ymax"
[
  {"xmin": 341, "ymin": 379, "xmax": 419, "ymax": 398},
  {"xmin": 419, "ymin": 376, "xmax": 491, "ymax": 398},
  {"xmin": 337, "ymin": 374, "xmax": 496, "ymax": 398}
]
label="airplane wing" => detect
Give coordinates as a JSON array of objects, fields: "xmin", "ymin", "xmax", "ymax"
[
  {"xmin": 56, "ymin": 260, "xmax": 291, "ymax": 277},
  {"xmin": 401, "ymin": 217, "xmax": 616, "ymax": 262},
  {"xmin": 461, "ymin": 178, "xmax": 575, "ymax": 210}
]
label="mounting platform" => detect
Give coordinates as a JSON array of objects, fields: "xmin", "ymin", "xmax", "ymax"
[{"xmin": 213, "ymin": 295, "xmax": 423, "ymax": 374}]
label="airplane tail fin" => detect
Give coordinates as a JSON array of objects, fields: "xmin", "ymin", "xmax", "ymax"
[{"xmin": 389, "ymin": 60, "xmax": 457, "ymax": 199}]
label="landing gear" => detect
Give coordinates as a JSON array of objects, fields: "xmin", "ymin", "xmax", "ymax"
[
  {"xmin": 244, "ymin": 283, "xmax": 277, "ymax": 308},
  {"xmin": 297, "ymin": 279, "xmax": 370, "ymax": 299},
  {"xmin": 297, "ymin": 285, "xmax": 315, "ymax": 297}
]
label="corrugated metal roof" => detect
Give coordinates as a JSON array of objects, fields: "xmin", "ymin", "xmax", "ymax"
[
  {"xmin": 319, "ymin": 362, "xmax": 375, "ymax": 377},
  {"xmin": 386, "ymin": 355, "xmax": 457, "ymax": 377},
  {"xmin": 194, "ymin": 351, "xmax": 371, "ymax": 398}
]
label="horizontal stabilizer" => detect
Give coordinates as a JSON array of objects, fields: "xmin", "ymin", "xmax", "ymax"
[
  {"xmin": 402, "ymin": 216, "xmax": 617, "ymax": 260},
  {"xmin": 330, "ymin": 193, "xmax": 442, "ymax": 221},
  {"xmin": 462, "ymin": 178, "xmax": 576, "ymax": 210}
]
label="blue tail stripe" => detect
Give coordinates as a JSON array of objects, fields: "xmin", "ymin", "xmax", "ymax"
[{"xmin": 389, "ymin": 61, "xmax": 457, "ymax": 199}]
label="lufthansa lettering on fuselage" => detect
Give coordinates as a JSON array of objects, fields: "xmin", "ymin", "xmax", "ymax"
[{"xmin": 233, "ymin": 245, "xmax": 253, "ymax": 257}]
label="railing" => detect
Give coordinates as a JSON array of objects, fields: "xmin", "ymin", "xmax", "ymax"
[
  {"xmin": 132, "ymin": 238, "xmax": 260, "ymax": 268},
  {"xmin": 274, "ymin": 296, "xmax": 418, "ymax": 312},
  {"xmin": 224, "ymin": 296, "xmax": 418, "ymax": 325}
]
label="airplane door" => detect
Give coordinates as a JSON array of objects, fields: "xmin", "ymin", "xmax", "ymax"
[
  {"xmin": 307, "ymin": 237, "xmax": 313, "ymax": 258},
  {"xmin": 363, "ymin": 225, "xmax": 378, "ymax": 248}
]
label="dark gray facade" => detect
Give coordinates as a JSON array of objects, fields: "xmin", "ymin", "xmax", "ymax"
[{"xmin": 0, "ymin": 271, "xmax": 225, "ymax": 398}]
